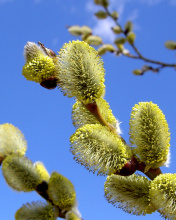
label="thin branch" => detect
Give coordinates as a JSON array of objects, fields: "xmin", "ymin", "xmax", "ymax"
[
  {"xmin": 104, "ymin": 7, "xmax": 176, "ymax": 71},
  {"xmin": 136, "ymin": 160, "xmax": 162, "ymax": 180},
  {"xmin": 85, "ymin": 102, "xmax": 126, "ymax": 144}
]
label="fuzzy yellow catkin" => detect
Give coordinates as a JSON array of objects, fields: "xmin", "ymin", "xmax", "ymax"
[
  {"xmin": 2, "ymin": 155, "xmax": 43, "ymax": 192},
  {"xmin": 70, "ymin": 124, "xmax": 132, "ymax": 175},
  {"xmin": 22, "ymin": 42, "xmax": 57, "ymax": 83},
  {"xmin": 66, "ymin": 211, "xmax": 81, "ymax": 220},
  {"xmin": 34, "ymin": 162, "xmax": 50, "ymax": 182},
  {"xmin": 57, "ymin": 40, "xmax": 105, "ymax": 104},
  {"xmin": 129, "ymin": 102, "xmax": 170, "ymax": 170},
  {"xmin": 104, "ymin": 174, "xmax": 156, "ymax": 216},
  {"xmin": 72, "ymin": 98, "xmax": 120, "ymax": 132},
  {"xmin": 150, "ymin": 173, "xmax": 176, "ymax": 219},
  {"xmin": 22, "ymin": 55, "xmax": 56, "ymax": 83},
  {"xmin": 15, "ymin": 201, "xmax": 57, "ymax": 220},
  {"xmin": 0, "ymin": 123, "xmax": 27, "ymax": 157},
  {"xmin": 48, "ymin": 172, "xmax": 76, "ymax": 211}
]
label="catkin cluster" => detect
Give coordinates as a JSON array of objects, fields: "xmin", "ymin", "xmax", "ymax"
[
  {"xmin": 0, "ymin": 123, "xmax": 81, "ymax": 220},
  {"xmin": 16, "ymin": 40, "xmax": 176, "ymax": 219}
]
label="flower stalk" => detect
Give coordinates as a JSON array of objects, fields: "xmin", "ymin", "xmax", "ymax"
[{"xmin": 85, "ymin": 102, "xmax": 125, "ymax": 144}]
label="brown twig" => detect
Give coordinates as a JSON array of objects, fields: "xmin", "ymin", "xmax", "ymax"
[
  {"xmin": 0, "ymin": 158, "xmax": 69, "ymax": 219},
  {"xmin": 103, "ymin": 7, "xmax": 176, "ymax": 72},
  {"xmin": 136, "ymin": 160, "xmax": 162, "ymax": 180},
  {"xmin": 85, "ymin": 102, "xmax": 126, "ymax": 143}
]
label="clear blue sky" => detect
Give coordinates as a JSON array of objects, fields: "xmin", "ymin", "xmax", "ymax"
[{"xmin": 0, "ymin": 0, "xmax": 176, "ymax": 219}]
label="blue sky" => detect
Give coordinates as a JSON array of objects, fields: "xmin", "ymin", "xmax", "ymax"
[{"xmin": 0, "ymin": 0, "xmax": 176, "ymax": 219}]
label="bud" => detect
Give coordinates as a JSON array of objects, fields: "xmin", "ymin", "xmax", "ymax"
[
  {"xmin": 45, "ymin": 48, "xmax": 57, "ymax": 57},
  {"xmin": 97, "ymin": 46, "xmax": 106, "ymax": 56},
  {"xmin": 15, "ymin": 201, "xmax": 57, "ymax": 220},
  {"xmin": 129, "ymin": 102, "xmax": 170, "ymax": 170},
  {"xmin": 112, "ymin": 26, "xmax": 122, "ymax": 34},
  {"xmin": 70, "ymin": 124, "xmax": 132, "ymax": 176},
  {"xmin": 94, "ymin": 0, "xmax": 109, "ymax": 7},
  {"xmin": 85, "ymin": 35, "xmax": 103, "ymax": 46},
  {"xmin": 164, "ymin": 40, "xmax": 176, "ymax": 50},
  {"xmin": 116, "ymin": 44, "xmax": 124, "ymax": 52},
  {"xmin": 94, "ymin": 10, "xmax": 107, "ymax": 19},
  {"xmin": 124, "ymin": 21, "xmax": 133, "ymax": 34},
  {"xmin": 142, "ymin": 65, "xmax": 152, "ymax": 72},
  {"xmin": 132, "ymin": 69, "xmax": 143, "ymax": 76},
  {"xmin": 2, "ymin": 155, "xmax": 43, "ymax": 192},
  {"xmin": 81, "ymin": 26, "xmax": 92, "ymax": 36},
  {"xmin": 104, "ymin": 174, "xmax": 156, "ymax": 215},
  {"xmin": 81, "ymin": 26, "xmax": 92, "ymax": 41},
  {"xmin": 150, "ymin": 173, "xmax": 176, "ymax": 219},
  {"xmin": 127, "ymin": 32, "xmax": 136, "ymax": 45},
  {"xmin": 68, "ymin": 26, "xmax": 82, "ymax": 36},
  {"xmin": 0, "ymin": 123, "xmax": 27, "ymax": 158},
  {"xmin": 94, "ymin": 0, "xmax": 102, "ymax": 5},
  {"xmin": 114, "ymin": 37, "xmax": 126, "ymax": 46},
  {"xmin": 57, "ymin": 40, "xmax": 105, "ymax": 104},
  {"xmin": 48, "ymin": 172, "xmax": 76, "ymax": 211},
  {"xmin": 111, "ymin": 11, "xmax": 119, "ymax": 20},
  {"xmin": 81, "ymin": 34, "xmax": 89, "ymax": 41},
  {"xmin": 104, "ymin": 44, "xmax": 115, "ymax": 51},
  {"xmin": 97, "ymin": 44, "xmax": 115, "ymax": 55}
]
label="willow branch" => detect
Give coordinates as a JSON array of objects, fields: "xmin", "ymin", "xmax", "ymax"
[
  {"xmin": 85, "ymin": 101, "xmax": 126, "ymax": 144},
  {"xmin": 84, "ymin": 102, "xmax": 162, "ymax": 180},
  {"xmin": 104, "ymin": 7, "xmax": 176, "ymax": 71},
  {"xmin": 0, "ymin": 159, "xmax": 66, "ymax": 219}
]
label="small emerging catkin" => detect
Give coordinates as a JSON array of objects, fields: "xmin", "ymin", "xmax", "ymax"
[
  {"xmin": 104, "ymin": 174, "xmax": 156, "ymax": 215},
  {"xmin": 66, "ymin": 211, "xmax": 81, "ymax": 220},
  {"xmin": 70, "ymin": 124, "xmax": 132, "ymax": 175},
  {"xmin": 23, "ymin": 42, "xmax": 45, "ymax": 61},
  {"xmin": 57, "ymin": 40, "xmax": 105, "ymax": 104},
  {"xmin": 15, "ymin": 201, "xmax": 57, "ymax": 220},
  {"xmin": 150, "ymin": 173, "xmax": 176, "ymax": 219},
  {"xmin": 129, "ymin": 102, "xmax": 170, "ymax": 169},
  {"xmin": 34, "ymin": 161, "xmax": 50, "ymax": 182},
  {"xmin": 22, "ymin": 42, "xmax": 57, "ymax": 83},
  {"xmin": 2, "ymin": 155, "xmax": 43, "ymax": 192}
]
